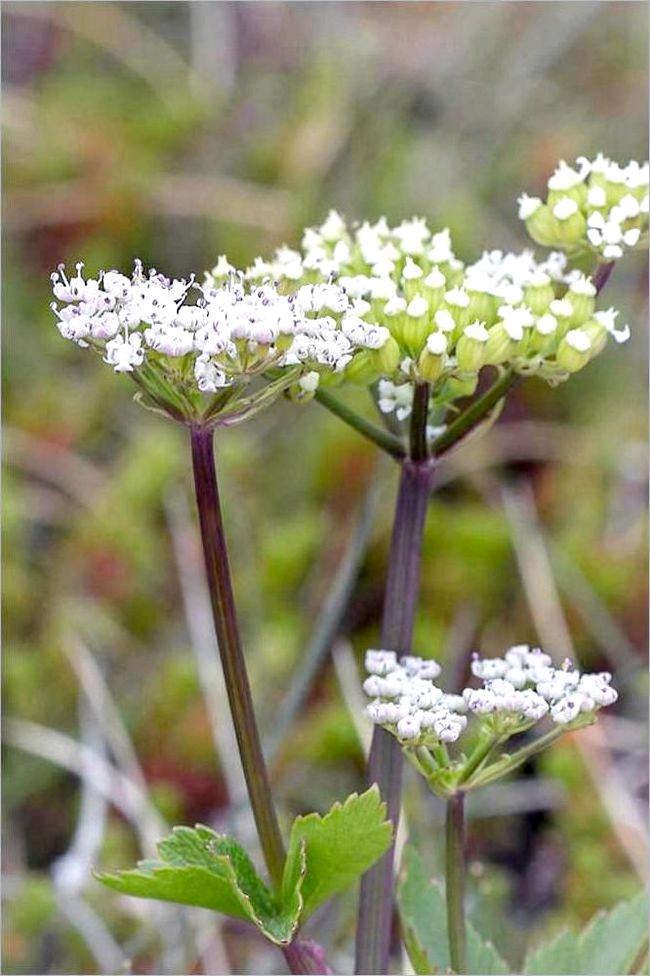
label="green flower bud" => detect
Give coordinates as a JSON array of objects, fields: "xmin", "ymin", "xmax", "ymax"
[
  {"xmin": 529, "ymin": 313, "xmax": 559, "ymax": 356},
  {"xmin": 550, "ymin": 197, "xmax": 587, "ymax": 245},
  {"xmin": 525, "ymin": 204, "xmax": 563, "ymax": 247},
  {"xmin": 556, "ymin": 329, "xmax": 592, "ymax": 373},
  {"xmin": 484, "ymin": 322, "xmax": 518, "ymax": 365},
  {"xmin": 548, "ymin": 184, "xmax": 587, "ymax": 209},
  {"xmin": 455, "ymin": 321, "xmax": 489, "ymax": 372},
  {"xmin": 381, "ymin": 296, "xmax": 408, "ymax": 346},
  {"xmin": 402, "ymin": 295, "xmax": 431, "ymax": 355},
  {"xmin": 467, "ymin": 289, "xmax": 498, "ymax": 327},
  {"xmin": 549, "ymin": 298, "xmax": 574, "ymax": 338},
  {"xmin": 523, "ymin": 274, "xmax": 555, "ymax": 315},
  {"xmin": 344, "ymin": 350, "xmax": 381, "ymax": 386},
  {"xmin": 421, "ymin": 266, "xmax": 447, "ymax": 311},
  {"xmin": 371, "ymin": 334, "xmax": 401, "ymax": 375},
  {"xmin": 566, "ymin": 276, "xmax": 596, "ymax": 325},
  {"xmin": 580, "ymin": 318, "xmax": 608, "ymax": 358},
  {"xmin": 547, "ymin": 161, "xmax": 588, "ymax": 207},
  {"xmin": 441, "ymin": 287, "xmax": 472, "ymax": 337},
  {"xmin": 417, "ymin": 331, "xmax": 448, "ymax": 383},
  {"xmin": 401, "ymin": 258, "xmax": 425, "ymax": 301}
]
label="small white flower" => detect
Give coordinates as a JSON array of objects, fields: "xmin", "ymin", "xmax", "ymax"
[
  {"xmin": 444, "ymin": 287, "xmax": 470, "ymax": 309},
  {"xmin": 365, "ymin": 649, "xmax": 398, "ymax": 676},
  {"xmin": 402, "ymin": 258, "xmax": 424, "ymax": 281},
  {"xmin": 406, "ymin": 296, "xmax": 429, "ymax": 318},
  {"xmin": 463, "ymin": 321, "xmax": 489, "ymax": 342},
  {"xmin": 552, "ymin": 197, "xmax": 579, "ymax": 221},
  {"xmin": 565, "ymin": 329, "xmax": 591, "ymax": 353},
  {"xmin": 434, "ymin": 309, "xmax": 456, "ymax": 333},
  {"xmin": 377, "ymin": 379, "xmax": 413, "ymax": 421},
  {"xmin": 518, "ymin": 194, "xmax": 543, "ymax": 219},
  {"xmin": 548, "ymin": 160, "xmax": 585, "ymax": 191},
  {"xmin": 424, "ymin": 267, "xmax": 446, "ymax": 289},
  {"xmin": 104, "ymin": 332, "xmax": 145, "ymax": 372},
  {"xmin": 587, "ymin": 185, "xmax": 607, "ymax": 208},
  {"xmin": 397, "ymin": 715, "xmax": 422, "ymax": 740},
  {"xmin": 426, "ymin": 332, "xmax": 448, "ymax": 355}
]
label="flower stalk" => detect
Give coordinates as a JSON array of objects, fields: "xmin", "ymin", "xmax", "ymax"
[
  {"xmin": 355, "ymin": 384, "xmax": 435, "ymax": 975},
  {"xmin": 446, "ymin": 793, "xmax": 468, "ymax": 975},
  {"xmin": 191, "ymin": 424, "xmax": 327, "ymax": 976}
]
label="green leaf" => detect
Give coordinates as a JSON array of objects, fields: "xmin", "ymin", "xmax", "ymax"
[
  {"xmin": 96, "ymin": 825, "xmax": 300, "ymax": 945},
  {"xmin": 283, "ymin": 785, "xmax": 393, "ymax": 919},
  {"xmin": 398, "ymin": 846, "xmax": 509, "ymax": 975},
  {"xmin": 525, "ymin": 891, "xmax": 649, "ymax": 975}
]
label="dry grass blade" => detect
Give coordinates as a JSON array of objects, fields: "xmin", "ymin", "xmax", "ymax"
[{"xmin": 499, "ymin": 478, "xmax": 648, "ymax": 877}]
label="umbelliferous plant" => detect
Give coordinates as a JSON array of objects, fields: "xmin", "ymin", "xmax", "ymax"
[{"xmin": 49, "ymin": 153, "xmax": 648, "ymax": 975}]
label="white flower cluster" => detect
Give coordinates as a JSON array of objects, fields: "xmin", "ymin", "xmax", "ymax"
[
  {"xmin": 469, "ymin": 644, "xmax": 618, "ymax": 725},
  {"xmin": 244, "ymin": 210, "xmax": 629, "ymax": 398},
  {"xmin": 520, "ymin": 155, "xmax": 649, "ymax": 259},
  {"xmin": 363, "ymin": 644, "xmax": 617, "ymax": 748},
  {"xmin": 50, "ymin": 260, "xmax": 395, "ymax": 415},
  {"xmin": 363, "ymin": 650, "xmax": 467, "ymax": 743}
]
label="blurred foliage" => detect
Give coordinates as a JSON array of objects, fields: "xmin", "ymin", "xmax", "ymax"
[{"xmin": 2, "ymin": 3, "xmax": 647, "ymax": 973}]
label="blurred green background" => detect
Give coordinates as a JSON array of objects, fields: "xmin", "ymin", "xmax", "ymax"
[{"xmin": 2, "ymin": 3, "xmax": 648, "ymax": 974}]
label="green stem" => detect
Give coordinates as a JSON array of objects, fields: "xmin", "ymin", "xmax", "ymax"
[
  {"xmin": 446, "ymin": 793, "xmax": 467, "ymax": 975},
  {"xmin": 458, "ymin": 733, "xmax": 501, "ymax": 786},
  {"xmin": 464, "ymin": 724, "xmax": 569, "ymax": 790},
  {"xmin": 432, "ymin": 371, "xmax": 518, "ymax": 457},
  {"xmin": 315, "ymin": 388, "xmax": 406, "ymax": 460}
]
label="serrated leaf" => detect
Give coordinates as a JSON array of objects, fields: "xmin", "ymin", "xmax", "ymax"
[
  {"xmin": 96, "ymin": 825, "xmax": 300, "ymax": 945},
  {"xmin": 525, "ymin": 891, "xmax": 649, "ymax": 975},
  {"xmin": 398, "ymin": 846, "xmax": 509, "ymax": 975},
  {"xmin": 283, "ymin": 785, "xmax": 392, "ymax": 920}
]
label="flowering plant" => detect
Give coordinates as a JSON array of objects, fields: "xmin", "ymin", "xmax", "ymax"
[{"xmin": 47, "ymin": 153, "xmax": 647, "ymax": 976}]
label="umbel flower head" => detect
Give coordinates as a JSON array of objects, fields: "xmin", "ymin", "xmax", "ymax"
[
  {"xmin": 240, "ymin": 209, "xmax": 630, "ymax": 421},
  {"xmin": 362, "ymin": 645, "xmax": 617, "ymax": 796},
  {"xmin": 519, "ymin": 154, "xmax": 649, "ymax": 259},
  {"xmin": 50, "ymin": 259, "xmax": 396, "ymax": 426}
]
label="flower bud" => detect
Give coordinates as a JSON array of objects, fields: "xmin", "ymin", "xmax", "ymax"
[
  {"xmin": 402, "ymin": 295, "xmax": 431, "ymax": 355},
  {"xmin": 467, "ymin": 288, "xmax": 498, "ymax": 327},
  {"xmin": 525, "ymin": 204, "xmax": 562, "ymax": 247},
  {"xmin": 551, "ymin": 197, "xmax": 588, "ymax": 245},
  {"xmin": 455, "ymin": 321, "xmax": 489, "ymax": 372},
  {"xmin": 371, "ymin": 334, "xmax": 401, "ymax": 375},
  {"xmin": 556, "ymin": 329, "xmax": 592, "ymax": 372},
  {"xmin": 549, "ymin": 298, "xmax": 574, "ymax": 338},
  {"xmin": 421, "ymin": 266, "xmax": 447, "ymax": 310},
  {"xmin": 522, "ymin": 273, "xmax": 555, "ymax": 315},
  {"xmin": 343, "ymin": 350, "xmax": 381, "ymax": 385},
  {"xmin": 381, "ymin": 296, "xmax": 408, "ymax": 345},
  {"xmin": 441, "ymin": 287, "xmax": 471, "ymax": 335},
  {"xmin": 580, "ymin": 317, "xmax": 608, "ymax": 358},
  {"xmin": 401, "ymin": 258, "xmax": 425, "ymax": 301},
  {"xmin": 417, "ymin": 331, "xmax": 448, "ymax": 383},
  {"xmin": 484, "ymin": 321, "xmax": 518, "ymax": 365},
  {"xmin": 288, "ymin": 370, "xmax": 320, "ymax": 402},
  {"xmin": 529, "ymin": 313, "xmax": 558, "ymax": 355},
  {"xmin": 547, "ymin": 161, "xmax": 587, "ymax": 207},
  {"xmin": 566, "ymin": 276, "xmax": 596, "ymax": 325}
]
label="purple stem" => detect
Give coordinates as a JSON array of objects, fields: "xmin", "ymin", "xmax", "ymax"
[
  {"xmin": 355, "ymin": 386, "xmax": 435, "ymax": 975},
  {"xmin": 593, "ymin": 260, "xmax": 615, "ymax": 294},
  {"xmin": 190, "ymin": 425, "xmax": 328, "ymax": 975},
  {"xmin": 284, "ymin": 939, "xmax": 334, "ymax": 975}
]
